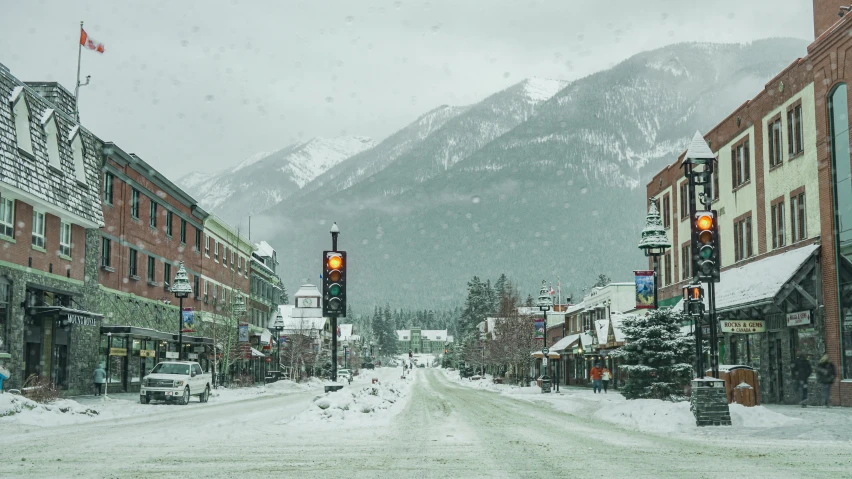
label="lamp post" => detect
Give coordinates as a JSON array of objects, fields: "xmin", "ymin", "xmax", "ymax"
[
  {"xmin": 536, "ymin": 280, "xmax": 553, "ymax": 390},
  {"xmin": 230, "ymin": 289, "xmax": 247, "ymax": 386},
  {"xmin": 638, "ymin": 198, "xmax": 671, "ymax": 309},
  {"xmin": 171, "ymin": 261, "xmax": 193, "ymax": 361},
  {"xmin": 272, "ymin": 309, "xmax": 284, "ymax": 372}
]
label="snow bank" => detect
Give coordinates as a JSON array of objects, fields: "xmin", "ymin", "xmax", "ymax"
[
  {"xmin": 0, "ymin": 394, "xmax": 101, "ymax": 426},
  {"xmin": 594, "ymin": 398, "xmax": 696, "ymax": 434},
  {"xmin": 728, "ymin": 403, "xmax": 801, "ymax": 428},
  {"xmin": 288, "ymin": 374, "xmax": 414, "ymax": 427},
  {"xmin": 212, "ymin": 379, "xmax": 317, "ymax": 402}
]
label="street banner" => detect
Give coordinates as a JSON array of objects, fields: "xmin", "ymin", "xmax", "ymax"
[
  {"xmin": 534, "ymin": 318, "xmax": 545, "ymax": 340},
  {"xmin": 181, "ymin": 308, "xmax": 194, "ymax": 328},
  {"xmin": 634, "ymin": 270, "xmax": 655, "ymax": 309},
  {"xmin": 238, "ymin": 324, "xmax": 249, "ymax": 342}
]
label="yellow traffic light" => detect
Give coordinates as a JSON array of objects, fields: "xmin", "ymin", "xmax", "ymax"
[
  {"xmin": 696, "ymin": 214, "xmax": 713, "ymax": 231},
  {"xmin": 328, "ymin": 255, "xmax": 343, "ymax": 270}
]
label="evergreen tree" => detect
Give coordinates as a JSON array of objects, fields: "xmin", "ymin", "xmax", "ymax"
[
  {"xmin": 593, "ymin": 274, "xmax": 611, "ymax": 288},
  {"xmin": 280, "ymin": 285, "xmax": 289, "ymax": 305},
  {"xmin": 494, "ymin": 273, "xmax": 508, "ymax": 304},
  {"xmin": 614, "ymin": 309, "xmax": 694, "ymax": 400},
  {"xmin": 525, "ymin": 294, "xmax": 534, "ymax": 307},
  {"xmin": 460, "ymin": 276, "xmax": 492, "ymax": 336}
]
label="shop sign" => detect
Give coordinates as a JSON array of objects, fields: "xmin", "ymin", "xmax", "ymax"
[
  {"xmin": 786, "ymin": 311, "xmax": 811, "ymax": 327},
  {"xmin": 187, "ymin": 353, "xmax": 199, "ymax": 359},
  {"xmin": 193, "ymin": 346, "xmax": 204, "ymax": 353},
  {"xmin": 109, "ymin": 347, "xmax": 127, "ymax": 356},
  {"xmin": 66, "ymin": 314, "xmax": 97, "ymax": 326},
  {"xmin": 720, "ymin": 320, "xmax": 765, "ymax": 334},
  {"xmin": 165, "ymin": 351, "xmax": 179, "ymax": 359},
  {"xmin": 139, "ymin": 350, "xmax": 155, "ymax": 358}
]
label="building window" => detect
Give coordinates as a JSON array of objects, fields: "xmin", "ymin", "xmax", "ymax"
[
  {"xmin": 205, "ymin": 236, "xmax": 210, "ymax": 257},
  {"xmin": 131, "ymin": 189, "xmax": 140, "ymax": 219},
  {"xmin": 731, "ymin": 140, "xmax": 750, "ymax": 188},
  {"xmin": 238, "ymin": 256, "xmax": 242, "ymax": 273},
  {"xmin": 663, "ymin": 251, "xmax": 672, "ymax": 286},
  {"xmin": 791, "ymin": 191, "xmax": 807, "ymax": 242},
  {"xmin": 103, "ymin": 173, "xmax": 114, "ymax": 205},
  {"xmin": 71, "ymin": 132, "xmax": 86, "ymax": 183},
  {"xmin": 101, "ymin": 238, "xmax": 111, "ymax": 267},
  {"xmin": 147, "ymin": 255, "xmax": 156, "ymax": 282},
  {"xmin": 43, "ymin": 114, "xmax": 61, "ymax": 170},
  {"xmin": 31, "ymin": 210, "xmax": 44, "ymax": 248},
  {"xmin": 788, "ymin": 103, "xmax": 804, "ymax": 157},
  {"xmin": 164, "ymin": 262, "xmax": 171, "ymax": 289},
  {"xmin": 768, "ymin": 117, "xmax": 783, "ymax": 168},
  {"xmin": 12, "ymin": 92, "xmax": 34, "ymax": 155},
  {"xmin": 166, "ymin": 211, "xmax": 173, "ymax": 237},
  {"xmin": 679, "ymin": 181, "xmax": 688, "ymax": 219},
  {"xmin": 129, "ymin": 248, "xmax": 138, "ymax": 277},
  {"xmin": 59, "ymin": 221, "xmax": 71, "ymax": 256},
  {"xmin": 194, "ymin": 275, "xmax": 200, "ymax": 299},
  {"xmin": 712, "ymin": 163, "xmax": 719, "ymax": 200},
  {"xmin": 204, "ymin": 280, "xmax": 208, "ymax": 298},
  {"xmin": 681, "ymin": 243, "xmax": 691, "ymax": 280},
  {"xmin": 662, "ymin": 194, "xmax": 671, "ymax": 228},
  {"xmin": 149, "ymin": 200, "xmax": 157, "ymax": 228},
  {"xmin": 771, "ymin": 200, "xmax": 785, "ymax": 249},
  {"xmin": 214, "ymin": 242, "xmax": 219, "ymax": 261},
  {"xmin": 733, "ymin": 215, "xmax": 753, "ymax": 262},
  {"xmin": 0, "ymin": 198, "xmax": 14, "ymax": 238},
  {"xmin": 180, "ymin": 219, "xmax": 186, "ymax": 244},
  {"xmin": 195, "ymin": 228, "xmax": 201, "ymax": 252},
  {"xmin": 231, "ymin": 251, "xmax": 236, "ymax": 270}
]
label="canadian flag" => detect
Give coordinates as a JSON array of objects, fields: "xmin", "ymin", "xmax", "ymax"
[{"xmin": 80, "ymin": 29, "xmax": 105, "ymax": 53}]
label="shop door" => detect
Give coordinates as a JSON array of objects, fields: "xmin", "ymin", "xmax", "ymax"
[
  {"xmin": 767, "ymin": 334, "xmax": 784, "ymax": 403},
  {"xmin": 53, "ymin": 325, "xmax": 70, "ymax": 389},
  {"xmin": 25, "ymin": 342, "xmax": 41, "ymax": 380}
]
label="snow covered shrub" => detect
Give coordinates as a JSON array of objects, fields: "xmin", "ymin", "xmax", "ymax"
[
  {"xmin": 315, "ymin": 398, "xmax": 331, "ymax": 410},
  {"xmin": 21, "ymin": 375, "xmax": 59, "ymax": 404},
  {"xmin": 613, "ymin": 309, "xmax": 694, "ymax": 400}
]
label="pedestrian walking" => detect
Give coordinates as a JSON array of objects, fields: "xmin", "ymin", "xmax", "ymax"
[
  {"xmin": 589, "ymin": 362, "xmax": 603, "ymax": 394},
  {"xmin": 792, "ymin": 353, "xmax": 812, "ymax": 407},
  {"xmin": 93, "ymin": 363, "xmax": 106, "ymax": 396},
  {"xmin": 601, "ymin": 367, "xmax": 612, "ymax": 393},
  {"xmin": 815, "ymin": 354, "xmax": 836, "ymax": 408}
]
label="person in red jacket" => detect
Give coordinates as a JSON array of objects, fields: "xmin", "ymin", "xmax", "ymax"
[{"xmin": 589, "ymin": 363, "xmax": 604, "ymax": 394}]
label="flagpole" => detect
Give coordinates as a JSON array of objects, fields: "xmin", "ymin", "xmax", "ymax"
[{"xmin": 74, "ymin": 21, "xmax": 83, "ymax": 122}]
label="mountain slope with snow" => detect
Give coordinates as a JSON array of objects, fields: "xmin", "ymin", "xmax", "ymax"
[{"xmin": 177, "ymin": 136, "xmax": 374, "ymax": 226}]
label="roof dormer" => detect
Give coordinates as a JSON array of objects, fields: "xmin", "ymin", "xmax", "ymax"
[
  {"xmin": 41, "ymin": 109, "xmax": 61, "ymax": 171},
  {"xmin": 9, "ymin": 86, "xmax": 34, "ymax": 157},
  {"xmin": 68, "ymin": 125, "xmax": 86, "ymax": 184}
]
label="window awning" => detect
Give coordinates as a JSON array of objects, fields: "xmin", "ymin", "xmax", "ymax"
[
  {"xmin": 250, "ymin": 347, "xmax": 265, "ymax": 358},
  {"xmin": 27, "ymin": 306, "xmax": 104, "ymax": 320},
  {"xmin": 672, "ymin": 243, "xmax": 819, "ymax": 313},
  {"xmin": 99, "ymin": 326, "xmax": 213, "ymax": 345}
]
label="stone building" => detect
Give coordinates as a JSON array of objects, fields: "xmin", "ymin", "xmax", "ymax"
[
  {"xmin": 647, "ymin": 0, "xmax": 852, "ymax": 406},
  {"xmin": 0, "ymin": 64, "xmax": 105, "ymax": 393},
  {"xmin": 396, "ymin": 328, "xmax": 452, "ymax": 354}
]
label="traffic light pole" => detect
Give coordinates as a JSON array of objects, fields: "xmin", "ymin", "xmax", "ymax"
[{"xmin": 330, "ymin": 224, "xmax": 340, "ymax": 383}]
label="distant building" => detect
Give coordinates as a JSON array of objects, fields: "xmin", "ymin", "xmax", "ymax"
[{"xmin": 396, "ymin": 328, "xmax": 453, "ymax": 354}]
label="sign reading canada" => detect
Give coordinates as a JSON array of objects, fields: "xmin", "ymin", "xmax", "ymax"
[{"xmin": 720, "ymin": 320, "xmax": 766, "ymax": 334}]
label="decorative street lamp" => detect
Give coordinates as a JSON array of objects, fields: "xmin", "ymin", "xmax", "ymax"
[
  {"xmin": 638, "ymin": 198, "xmax": 671, "ymax": 309},
  {"xmin": 536, "ymin": 280, "xmax": 553, "ymax": 389},
  {"xmin": 272, "ymin": 309, "xmax": 284, "ymax": 371},
  {"xmin": 171, "ymin": 261, "xmax": 193, "ymax": 360}
]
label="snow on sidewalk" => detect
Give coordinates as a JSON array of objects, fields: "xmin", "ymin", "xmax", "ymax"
[{"xmin": 439, "ymin": 368, "xmax": 826, "ymax": 440}]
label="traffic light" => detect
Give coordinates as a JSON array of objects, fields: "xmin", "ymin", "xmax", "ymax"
[
  {"xmin": 322, "ymin": 250, "xmax": 346, "ymax": 316},
  {"xmin": 683, "ymin": 284, "xmax": 705, "ymax": 316},
  {"xmin": 692, "ymin": 210, "xmax": 720, "ymax": 283}
]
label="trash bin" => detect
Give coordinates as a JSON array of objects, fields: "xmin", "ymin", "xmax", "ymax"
[
  {"xmin": 732, "ymin": 381, "xmax": 756, "ymax": 407},
  {"xmin": 707, "ymin": 365, "xmax": 760, "ymax": 405},
  {"xmin": 540, "ymin": 375, "xmax": 552, "ymax": 394}
]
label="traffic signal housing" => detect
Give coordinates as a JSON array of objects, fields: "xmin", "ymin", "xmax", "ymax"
[
  {"xmin": 322, "ymin": 250, "xmax": 346, "ymax": 317},
  {"xmin": 683, "ymin": 284, "xmax": 705, "ymax": 316},
  {"xmin": 692, "ymin": 210, "xmax": 720, "ymax": 283}
]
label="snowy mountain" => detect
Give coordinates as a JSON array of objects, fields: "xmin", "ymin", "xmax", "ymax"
[
  {"xmin": 251, "ymin": 39, "xmax": 806, "ymax": 308},
  {"xmin": 178, "ymin": 136, "xmax": 375, "ymax": 226}
]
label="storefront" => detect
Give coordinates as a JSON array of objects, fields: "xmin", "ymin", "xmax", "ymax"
[
  {"xmin": 24, "ymin": 299, "xmax": 103, "ymax": 393},
  {"xmin": 99, "ymin": 326, "xmax": 213, "ymax": 393}
]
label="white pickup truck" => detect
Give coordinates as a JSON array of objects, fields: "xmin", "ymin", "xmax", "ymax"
[{"xmin": 140, "ymin": 361, "xmax": 211, "ymax": 405}]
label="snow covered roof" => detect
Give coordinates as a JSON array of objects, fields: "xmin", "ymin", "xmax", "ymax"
[
  {"xmin": 278, "ymin": 304, "xmax": 326, "ymax": 332},
  {"xmin": 255, "ymin": 240, "xmax": 275, "ymax": 259},
  {"xmin": 250, "ymin": 347, "xmax": 265, "ymax": 358},
  {"xmin": 672, "ymin": 244, "xmax": 819, "ymax": 312},
  {"xmin": 594, "ymin": 319, "xmax": 608, "ymax": 343},
  {"xmin": 67, "ymin": 125, "xmax": 80, "ymax": 142},
  {"xmin": 565, "ymin": 302, "xmax": 586, "ymax": 315},
  {"xmin": 8, "ymin": 85, "xmax": 23, "ymax": 104},
  {"xmin": 550, "ymin": 333, "xmax": 582, "ymax": 352},
  {"xmin": 293, "ymin": 284, "xmax": 321, "ymax": 299},
  {"xmin": 40, "ymin": 108, "xmax": 55, "ymax": 126},
  {"xmin": 251, "ymin": 256, "xmax": 274, "ymax": 274},
  {"xmin": 422, "ymin": 330, "xmax": 448, "ymax": 341},
  {"xmin": 683, "ymin": 130, "xmax": 715, "ymax": 163},
  {"xmin": 396, "ymin": 330, "xmax": 410, "ymax": 340}
]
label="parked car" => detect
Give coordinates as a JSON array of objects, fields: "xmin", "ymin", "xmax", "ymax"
[
  {"xmin": 418, "ymin": 364, "xmax": 425, "ymax": 368},
  {"xmin": 361, "ymin": 362, "xmax": 376, "ymax": 370},
  {"xmin": 337, "ymin": 368, "xmax": 353, "ymax": 382},
  {"xmin": 140, "ymin": 361, "xmax": 211, "ymax": 405}
]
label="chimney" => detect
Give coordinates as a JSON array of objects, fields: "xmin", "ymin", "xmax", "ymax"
[{"xmin": 814, "ymin": 1, "xmax": 850, "ymax": 39}]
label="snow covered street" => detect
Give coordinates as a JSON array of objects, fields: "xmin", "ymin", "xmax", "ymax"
[{"xmin": 1, "ymin": 368, "xmax": 849, "ymax": 478}]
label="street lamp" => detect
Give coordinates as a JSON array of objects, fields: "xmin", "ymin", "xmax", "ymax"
[
  {"xmin": 536, "ymin": 280, "xmax": 553, "ymax": 390},
  {"xmin": 171, "ymin": 261, "xmax": 193, "ymax": 361},
  {"xmin": 272, "ymin": 309, "xmax": 284, "ymax": 371},
  {"xmin": 638, "ymin": 198, "xmax": 671, "ymax": 309}
]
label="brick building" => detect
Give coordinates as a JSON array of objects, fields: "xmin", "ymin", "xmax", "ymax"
[
  {"xmin": 647, "ymin": 0, "xmax": 852, "ymax": 406},
  {"xmin": 0, "ymin": 64, "xmax": 105, "ymax": 393},
  {"xmin": 95, "ymin": 142, "xmax": 213, "ymax": 392}
]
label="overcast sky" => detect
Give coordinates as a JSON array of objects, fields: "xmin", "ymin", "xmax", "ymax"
[{"xmin": 1, "ymin": 0, "xmax": 812, "ymax": 179}]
